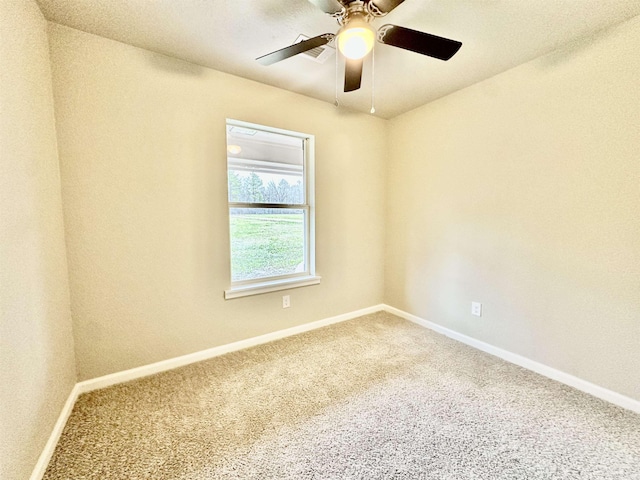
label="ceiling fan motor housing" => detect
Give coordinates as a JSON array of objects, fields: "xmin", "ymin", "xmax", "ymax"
[
  {"xmin": 338, "ymin": 0, "xmax": 396, "ymax": 18},
  {"xmin": 337, "ymin": 1, "xmax": 382, "ymax": 26}
]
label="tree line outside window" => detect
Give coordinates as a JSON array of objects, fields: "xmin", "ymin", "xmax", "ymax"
[{"xmin": 228, "ymin": 171, "xmax": 304, "ymax": 206}]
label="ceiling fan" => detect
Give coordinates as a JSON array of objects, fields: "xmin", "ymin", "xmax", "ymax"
[{"xmin": 256, "ymin": 0, "xmax": 462, "ymax": 93}]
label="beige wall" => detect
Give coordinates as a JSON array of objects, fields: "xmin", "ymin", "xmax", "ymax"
[
  {"xmin": 40, "ymin": 12, "xmax": 638, "ymax": 400},
  {"xmin": 48, "ymin": 25, "xmax": 387, "ymax": 381},
  {"xmin": 0, "ymin": 1, "xmax": 76, "ymax": 478},
  {"xmin": 385, "ymin": 15, "xmax": 640, "ymax": 400}
]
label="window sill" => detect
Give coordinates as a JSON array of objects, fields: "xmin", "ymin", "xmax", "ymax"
[{"xmin": 224, "ymin": 275, "xmax": 321, "ymax": 300}]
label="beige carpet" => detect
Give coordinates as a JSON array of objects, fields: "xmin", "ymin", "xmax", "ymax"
[{"xmin": 44, "ymin": 312, "xmax": 640, "ymax": 479}]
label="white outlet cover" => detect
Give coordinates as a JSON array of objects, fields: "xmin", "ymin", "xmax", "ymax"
[
  {"xmin": 471, "ymin": 302, "xmax": 482, "ymax": 317},
  {"xmin": 282, "ymin": 295, "xmax": 290, "ymax": 308}
]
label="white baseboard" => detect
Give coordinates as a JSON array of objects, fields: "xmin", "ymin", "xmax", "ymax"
[
  {"xmin": 76, "ymin": 304, "xmax": 386, "ymax": 394},
  {"xmin": 383, "ymin": 304, "xmax": 640, "ymax": 415},
  {"xmin": 29, "ymin": 383, "xmax": 82, "ymax": 480}
]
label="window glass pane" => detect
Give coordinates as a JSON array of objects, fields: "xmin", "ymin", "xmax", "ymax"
[
  {"xmin": 227, "ymin": 125, "xmax": 304, "ymax": 204},
  {"xmin": 229, "ymin": 208, "xmax": 306, "ymax": 282}
]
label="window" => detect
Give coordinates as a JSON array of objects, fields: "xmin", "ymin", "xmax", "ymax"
[{"xmin": 224, "ymin": 120, "xmax": 319, "ymax": 299}]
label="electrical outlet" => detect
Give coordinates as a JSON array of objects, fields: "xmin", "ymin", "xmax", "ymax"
[
  {"xmin": 471, "ymin": 302, "xmax": 482, "ymax": 317},
  {"xmin": 282, "ymin": 295, "xmax": 290, "ymax": 309}
]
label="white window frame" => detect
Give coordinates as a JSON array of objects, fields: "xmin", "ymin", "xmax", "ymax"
[{"xmin": 224, "ymin": 119, "xmax": 320, "ymax": 299}]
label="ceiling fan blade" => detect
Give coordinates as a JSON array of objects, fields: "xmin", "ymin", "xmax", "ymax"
[
  {"xmin": 307, "ymin": 0, "xmax": 344, "ymax": 15},
  {"xmin": 256, "ymin": 34, "xmax": 335, "ymax": 66},
  {"xmin": 377, "ymin": 24, "xmax": 462, "ymax": 61},
  {"xmin": 344, "ymin": 58, "xmax": 363, "ymax": 92},
  {"xmin": 368, "ymin": 0, "xmax": 407, "ymax": 16}
]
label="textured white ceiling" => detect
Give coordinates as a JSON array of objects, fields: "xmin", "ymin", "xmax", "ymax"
[{"xmin": 36, "ymin": 0, "xmax": 640, "ymax": 118}]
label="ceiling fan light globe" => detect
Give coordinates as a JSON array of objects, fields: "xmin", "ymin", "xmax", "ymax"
[{"xmin": 338, "ymin": 25, "xmax": 375, "ymax": 60}]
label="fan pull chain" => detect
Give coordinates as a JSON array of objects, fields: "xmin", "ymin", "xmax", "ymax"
[
  {"xmin": 334, "ymin": 44, "xmax": 339, "ymax": 107},
  {"xmin": 370, "ymin": 43, "xmax": 376, "ymax": 114}
]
